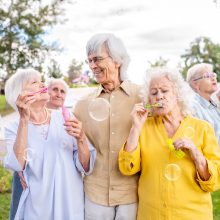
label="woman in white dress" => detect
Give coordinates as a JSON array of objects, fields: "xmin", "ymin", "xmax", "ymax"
[{"xmin": 4, "ymin": 69, "xmax": 96, "ymax": 220}]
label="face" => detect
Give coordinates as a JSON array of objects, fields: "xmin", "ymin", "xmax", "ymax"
[
  {"xmin": 87, "ymin": 45, "xmax": 120, "ymax": 84},
  {"xmin": 191, "ymin": 67, "xmax": 218, "ymax": 96},
  {"xmin": 23, "ymin": 75, "xmax": 49, "ymax": 102},
  {"xmin": 149, "ymin": 76, "xmax": 178, "ymax": 116},
  {"xmin": 48, "ymin": 82, "xmax": 67, "ymax": 108}
]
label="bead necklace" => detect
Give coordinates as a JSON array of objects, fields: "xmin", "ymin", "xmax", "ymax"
[{"xmin": 30, "ymin": 108, "xmax": 49, "ymax": 125}]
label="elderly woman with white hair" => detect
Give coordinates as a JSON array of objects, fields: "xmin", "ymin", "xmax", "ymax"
[
  {"xmin": 186, "ymin": 63, "xmax": 220, "ymax": 145},
  {"xmin": 46, "ymin": 78, "xmax": 69, "ymax": 109},
  {"xmin": 119, "ymin": 68, "xmax": 220, "ymax": 220},
  {"xmin": 4, "ymin": 69, "xmax": 96, "ymax": 220}
]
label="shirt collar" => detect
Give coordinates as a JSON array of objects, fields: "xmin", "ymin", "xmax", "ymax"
[
  {"xmin": 95, "ymin": 80, "xmax": 131, "ymax": 97},
  {"xmin": 195, "ymin": 93, "xmax": 217, "ymax": 109}
]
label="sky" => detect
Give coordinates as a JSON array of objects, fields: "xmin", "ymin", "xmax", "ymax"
[{"xmin": 47, "ymin": 0, "xmax": 220, "ymax": 83}]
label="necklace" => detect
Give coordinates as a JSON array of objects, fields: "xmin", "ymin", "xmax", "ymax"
[{"xmin": 30, "ymin": 108, "xmax": 49, "ymax": 125}]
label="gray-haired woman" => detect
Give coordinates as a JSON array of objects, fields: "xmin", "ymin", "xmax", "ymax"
[
  {"xmin": 4, "ymin": 69, "xmax": 96, "ymax": 220},
  {"xmin": 119, "ymin": 67, "xmax": 220, "ymax": 220}
]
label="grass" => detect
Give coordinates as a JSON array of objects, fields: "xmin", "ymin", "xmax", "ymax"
[
  {"xmin": 0, "ymin": 193, "xmax": 10, "ymax": 220},
  {"xmin": 0, "ymin": 95, "xmax": 13, "ymax": 116},
  {"xmin": 212, "ymin": 190, "xmax": 220, "ymax": 220}
]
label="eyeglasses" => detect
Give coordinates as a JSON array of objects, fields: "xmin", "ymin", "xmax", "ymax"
[
  {"xmin": 192, "ymin": 72, "xmax": 217, "ymax": 81},
  {"xmin": 85, "ymin": 56, "xmax": 111, "ymax": 65}
]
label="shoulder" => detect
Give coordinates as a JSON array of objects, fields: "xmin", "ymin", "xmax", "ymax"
[{"xmin": 186, "ymin": 115, "xmax": 214, "ymax": 131}]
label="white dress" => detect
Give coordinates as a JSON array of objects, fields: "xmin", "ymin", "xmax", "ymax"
[{"xmin": 4, "ymin": 110, "xmax": 96, "ymax": 220}]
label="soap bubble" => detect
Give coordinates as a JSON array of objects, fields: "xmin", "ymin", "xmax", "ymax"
[
  {"xmin": 88, "ymin": 98, "xmax": 110, "ymax": 121},
  {"xmin": 23, "ymin": 148, "xmax": 36, "ymax": 162},
  {"xmin": 183, "ymin": 126, "xmax": 195, "ymax": 139},
  {"xmin": 164, "ymin": 163, "xmax": 181, "ymax": 181}
]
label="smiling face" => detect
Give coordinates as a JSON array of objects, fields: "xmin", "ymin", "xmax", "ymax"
[
  {"xmin": 149, "ymin": 76, "xmax": 179, "ymax": 116},
  {"xmin": 87, "ymin": 45, "xmax": 121, "ymax": 85},
  {"xmin": 23, "ymin": 75, "xmax": 49, "ymax": 102},
  {"xmin": 48, "ymin": 82, "xmax": 67, "ymax": 109}
]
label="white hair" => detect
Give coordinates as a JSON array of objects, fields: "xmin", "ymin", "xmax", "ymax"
[
  {"xmin": 86, "ymin": 33, "xmax": 130, "ymax": 81},
  {"xmin": 5, "ymin": 69, "xmax": 41, "ymax": 111},
  {"xmin": 142, "ymin": 67, "xmax": 194, "ymax": 116},
  {"xmin": 186, "ymin": 63, "xmax": 213, "ymax": 82},
  {"xmin": 47, "ymin": 78, "xmax": 69, "ymax": 93}
]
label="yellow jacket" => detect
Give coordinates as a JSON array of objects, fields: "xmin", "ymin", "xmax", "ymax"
[{"xmin": 119, "ymin": 116, "xmax": 220, "ymax": 220}]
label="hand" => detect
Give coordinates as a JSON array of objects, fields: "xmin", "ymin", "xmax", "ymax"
[
  {"xmin": 131, "ymin": 103, "xmax": 149, "ymax": 131},
  {"xmin": 173, "ymin": 138, "xmax": 197, "ymax": 159},
  {"xmin": 16, "ymin": 91, "xmax": 36, "ymax": 121},
  {"xmin": 18, "ymin": 171, "xmax": 27, "ymax": 190},
  {"xmin": 64, "ymin": 117, "xmax": 85, "ymax": 141}
]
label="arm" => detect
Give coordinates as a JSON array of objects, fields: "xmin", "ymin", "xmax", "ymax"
[
  {"xmin": 119, "ymin": 103, "xmax": 148, "ymax": 175},
  {"xmin": 5, "ymin": 92, "xmax": 35, "ymax": 170},
  {"xmin": 174, "ymin": 123, "xmax": 220, "ymax": 191},
  {"xmin": 65, "ymin": 117, "xmax": 91, "ymax": 172}
]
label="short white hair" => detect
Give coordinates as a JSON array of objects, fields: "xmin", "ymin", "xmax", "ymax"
[
  {"xmin": 186, "ymin": 63, "xmax": 213, "ymax": 82},
  {"xmin": 86, "ymin": 33, "xmax": 130, "ymax": 81},
  {"xmin": 47, "ymin": 78, "xmax": 69, "ymax": 93},
  {"xmin": 5, "ymin": 69, "xmax": 41, "ymax": 111},
  {"xmin": 142, "ymin": 67, "xmax": 194, "ymax": 116}
]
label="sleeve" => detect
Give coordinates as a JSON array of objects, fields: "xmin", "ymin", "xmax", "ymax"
[
  {"xmin": 118, "ymin": 142, "xmax": 141, "ymax": 176},
  {"xmin": 4, "ymin": 122, "xmax": 23, "ymax": 172},
  {"xmin": 73, "ymin": 138, "xmax": 96, "ymax": 175},
  {"xmin": 196, "ymin": 123, "xmax": 220, "ymax": 192}
]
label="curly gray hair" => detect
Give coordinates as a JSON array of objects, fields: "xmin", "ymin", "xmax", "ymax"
[{"xmin": 142, "ymin": 67, "xmax": 194, "ymax": 116}]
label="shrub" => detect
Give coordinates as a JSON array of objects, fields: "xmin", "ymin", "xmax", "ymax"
[{"xmin": 0, "ymin": 165, "xmax": 12, "ymax": 193}]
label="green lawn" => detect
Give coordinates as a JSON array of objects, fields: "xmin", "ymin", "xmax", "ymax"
[
  {"xmin": 0, "ymin": 95, "xmax": 13, "ymax": 116},
  {"xmin": 212, "ymin": 190, "xmax": 220, "ymax": 220},
  {"xmin": 0, "ymin": 193, "xmax": 10, "ymax": 220}
]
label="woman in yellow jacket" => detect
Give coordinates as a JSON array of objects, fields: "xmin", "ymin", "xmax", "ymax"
[{"xmin": 119, "ymin": 68, "xmax": 220, "ymax": 220}]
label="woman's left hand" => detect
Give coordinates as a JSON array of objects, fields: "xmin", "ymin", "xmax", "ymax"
[
  {"xmin": 64, "ymin": 117, "xmax": 85, "ymax": 141},
  {"xmin": 173, "ymin": 138, "xmax": 197, "ymax": 159}
]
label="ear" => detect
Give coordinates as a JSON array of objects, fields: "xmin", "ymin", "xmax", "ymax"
[
  {"xmin": 114, "ymin": 61, "xmax": 121, "ymax": 68},
  {"xmin": 190, "ymin": 80, "xmax": 200, "ymax": 92}
]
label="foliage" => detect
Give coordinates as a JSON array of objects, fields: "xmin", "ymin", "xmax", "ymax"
[
  {"xmin": 67, "ymin": 59, "xmax": 83, "ymax": 83},
  {"xmin": 0, "ymin": 193, "xmax": 10, "ymax": 220},
  {"xmin": 180, "ymin": 37, "xmax": 220, "ymax": 80},
  {"xmin": 212, "ymin": 190, "xmax": 220, "ymax": 220},
  {"xmin": 47, "ymin": 59, "xmax": 63, "ymax": 78},
  {"xmin": 0, "ymin": 95, "xmax": 13, "ymax": 115},
  {"xmin": 0, "ymin": 0, "xmax": 66, "ymax": 82},
  {"xmin": 0, "ymin": 165, "xmax": 12, "ymax": 193},
  {"xmin": 148, "ymin": 56, "xmax": 169, "ymax": 68}
]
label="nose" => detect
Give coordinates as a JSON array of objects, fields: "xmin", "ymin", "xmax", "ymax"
[{"xmin": 156, "ymin": 91, "xmax": 163, "ymax": 100}]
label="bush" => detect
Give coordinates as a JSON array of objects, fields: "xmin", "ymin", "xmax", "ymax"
[{"xmin": 0, "ymin": 165, "xmax": 12, "ymax": 193}]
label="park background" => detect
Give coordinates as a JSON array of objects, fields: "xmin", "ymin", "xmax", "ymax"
[{"xmin": 0, "ymin": 0, "xmax": 220, "ymax": 219}]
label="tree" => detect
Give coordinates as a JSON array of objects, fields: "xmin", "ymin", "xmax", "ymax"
[
  {"xmin": 0, "ymin": 0, "xmax": 66, "ymax": 82},
  {"xmin": 47, "ymin": 59, "xmax": 63, "ymax": 79},
  {"xmin": 148, "ymin": 56, "xmax": 169, "ymax": 68},
  {"xmin": 67, "ymin": 58, "xmax": 83, "ymax": 83},
  {"xmin": 180, "ymin": 37, "xmax": 220, "ymax": 81}
]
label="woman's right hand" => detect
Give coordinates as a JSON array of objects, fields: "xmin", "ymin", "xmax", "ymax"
[
  {"xmin": 16, "ymin": 91, "xmax": 36, "ymax": 121},
  {"xmin": 131, "ymin": 103, "xmax": 149, "ymax": 131}
]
